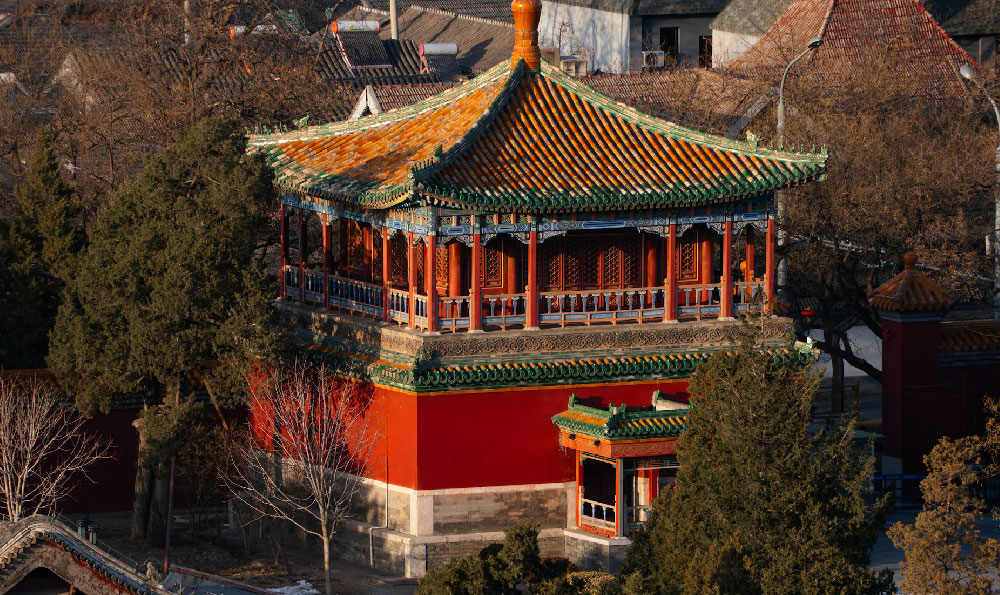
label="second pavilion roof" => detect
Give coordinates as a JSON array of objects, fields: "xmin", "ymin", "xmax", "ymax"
[{"xmin": 250, "ymin": 59, "xmax": 827, "ymax": 213}]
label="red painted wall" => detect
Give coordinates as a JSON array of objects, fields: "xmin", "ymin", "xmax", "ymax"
[
  {"xmin": 63, "ymin": 409, "xmax": 140, "ymax": 514},
  {"xmin": 881, "ymin": 316, "xmax": 1000, "ymax": 473},
  {"xmin": 880, "ymin": 318, "xmax": 942, "ymax": 464},
  {"xmin": 369, "ymin": 385, "xmax": 419, "ymax": 489},
  {"xmin": 412, "ymin": 379, "xmax": 689, "ymax": 490},
  {"xmin": 245, "ymin": 377, "xmax": 691, "ymax": 491}
]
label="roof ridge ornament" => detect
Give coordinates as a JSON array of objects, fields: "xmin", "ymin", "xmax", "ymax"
[
  {"xmin": 869, "ymin": 252, "xmax": 956, "ymax": 313},
  {"xmin": 510, "ymin": 0, "xmax": 541, "ymax": 70}
]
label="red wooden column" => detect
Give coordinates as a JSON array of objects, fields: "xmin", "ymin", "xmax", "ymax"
[
  {"xmin": 665, "ymin": 223, "xmax": 677, "ymax": 322},
  {"xmin": 321, "ymin": 214, "xmax": 331, "ymax": 309},
  {"xmin": 765, "ymin": 218, "xmax": 776, "ymax": 312},
  {"xmin": 425, "ymin": 237, "xmax": 439, "ymax": 333},
  {"xmin": 297, "ymin": 210, "xmax": 306, "ymax": 304},
  {"xmin": 470, "ymin": 225, "xmax": 483, "ymax": 331},
  {"xmin": 363, "ymin": 226, "xmax": 373, "ymax": 282},
  {"xmin": 279, "ymin": 204, "xmax": 288, "ymax": 298},
  {"xmin": 574, "ymin": 450, "xmax": 582, "ymax": 530},
  {"xmin": 407, "ymin": 232, "xmax": 417, "ymax": 328},
  {"xmin": 700, "ymin": 228, "xmax": 713, "ymax": 305},
  {"xmin": 745, "ymin": 226, "xmax": 755, "ymax": 282},
  {"xmin": 645, "ymin": 233, "xmax": 658, "ymax": 308},
  {"xmin": 614, "ymin": 458, "xmax": 624, "ymax": 538},
  {"xmin": 381, "ymin": 227, "xmax": 390, "ymax": 322},
  {"xmin": 446, "ymin": 240, "xmax": 461, "ymax": 322},
  {"xmin": 339, "ymin": 219, "xmax": 349, "ymax": 275},
  {"xmin": 526, "ymin": 227, "xmax": 539, "ymax": 329},
  {"xmin": 447, "ymin": 242, "xmax": 463, "ymax": 297},
  {"xmin": 721, "ymin": 220, "xmax": 733, "ymax": 318}
]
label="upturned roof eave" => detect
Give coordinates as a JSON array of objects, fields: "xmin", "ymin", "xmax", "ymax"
[{"xmin": 254, "ymin": 57, "xmax": 828, "ymax": 213}]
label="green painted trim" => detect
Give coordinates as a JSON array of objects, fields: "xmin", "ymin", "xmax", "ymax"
[{"xmin": 551, "ymin": 393, "xmax": 688, "ymax": 439}]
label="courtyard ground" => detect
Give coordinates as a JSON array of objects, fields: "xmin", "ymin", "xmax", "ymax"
[{"xmin": 64, "ymin": 512, "xmax": 417, "ymax": 595}]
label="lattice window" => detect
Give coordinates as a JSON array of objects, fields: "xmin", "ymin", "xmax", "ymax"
[
  {"xmin": 482, "ymin": 240, "xmax": 503, "ymax": 288},
  {"xmin": 372, "ymin": 231, "xmax": 383, "ymax": 283},
  {"xmin": 563, "ymin": 239, "xmax": 580, "ymax": 289},
  {"xmin": 390, "ymin": 234, "xmax": 407, "ymax": 288},
  {"xmin": 678, "ymin": 232, "xmax": 699, "ymax": 281},
  {"xmin": 436, "ymin": 244, "xmax": 449, "ymax": 289},
  {"xmin": 347, "ymin": 221, "xmax": 365, "ymax": 271},
  {"xmin": 622, "ymin": 235, "xmax": 640, "ymax": 287},
  {"xmin": 415, "ymin": 240, "xmax": 425, "ymax": 292},
  {"xmin": 602, "ymin": 239, "xmax": 621, "ymax": 287},
  {"xmin": 581, "ymin": 238, "xmax": 599, "ymax": 288},
  {"xmin": 542, "ymin": 238, "xmax": 561, "ymax": 289}
]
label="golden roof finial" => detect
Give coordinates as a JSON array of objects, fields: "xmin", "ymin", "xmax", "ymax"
[{"xmin": 510, "ymin": 0, "xmax": 541, "ymax": 70}]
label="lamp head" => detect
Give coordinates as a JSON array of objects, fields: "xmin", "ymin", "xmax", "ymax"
[
  {"xmin": 807, "ymin": 36, "xmax": 824, "ymax": 49},
  {"xmin": 959, "ymin": 64, "xmax": 976, "ymax": 81}
]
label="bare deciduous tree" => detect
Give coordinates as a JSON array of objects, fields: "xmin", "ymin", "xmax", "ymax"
[
  {"xmin": 888, "ymin": 435, "xmax": 1000, "ymax": 594},
  {"xmin": 0, "ymin": 377, "xmax": 112, "ymax": 521},
  {"xmin": 226, "ymin": 363, "xmax": 380, "ymax": 595}
]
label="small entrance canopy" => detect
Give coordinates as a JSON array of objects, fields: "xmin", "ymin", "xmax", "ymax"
[
  {"xmin": 552, "ymin": 393, "xmax": 688, "ymax": 537},
  {"xmin": 552, "ymin": 393, "xmax": 687, "ymax": 458}
]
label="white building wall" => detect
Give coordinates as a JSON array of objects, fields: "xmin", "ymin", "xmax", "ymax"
[
  {"xmin": 539, "ymin": 2, "xmax": 631, "ymax": 73},
  {"xmin": 641, "ymin": 15, "xmax": 716, "ymax": 66},
  {"xmin": 711, "ymin": 29, "xmax": 762, "ymax": 67}
]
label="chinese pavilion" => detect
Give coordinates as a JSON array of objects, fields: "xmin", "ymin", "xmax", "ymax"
[{"xmin": 250, "ymin": 0, "xmax": 826, "ymax": 576}]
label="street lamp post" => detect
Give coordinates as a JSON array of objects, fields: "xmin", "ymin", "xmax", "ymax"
[
  {"xmin": 959, "ymin": 64, "xmax": 1000, "ymax": 319},
  {"xmin": 775, "ymin": 36, "xmax": 824, "ymax": 291}
]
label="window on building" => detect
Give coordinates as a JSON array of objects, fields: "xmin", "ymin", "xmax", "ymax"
[
  {"xmin": 659, "ymin": 27, "xmax": 679, "ymax": 60},
  {"xmin": 482, "ymin": 239, "xmax": 504, "ymax": 288},
  {"xmin": 699, "ymin": 35, "xmax": 712, "ymax": 68},
  {"xmin": 389, "ymin": 233, "xmax": 408, "ymax": 289},
  {"xmin": 538, "ymin": 233, "xmax": 643, "ymax": 291}
]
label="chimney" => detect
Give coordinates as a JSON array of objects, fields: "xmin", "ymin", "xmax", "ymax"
[{"xmin": 510, "ymin": 0, "xmax": 541, "ymax": 70}]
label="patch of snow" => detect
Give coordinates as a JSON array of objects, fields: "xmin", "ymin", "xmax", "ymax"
[{"xmin": 268, "ymin": 581, "xmax": 319, "ymax": 595}]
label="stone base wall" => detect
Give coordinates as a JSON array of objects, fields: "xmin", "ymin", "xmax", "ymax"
[
  {"xmin": 352, "ymin": 480, "xmax": 412, "ymax": 533},
  {"xmin": 330, "ymin": 520, "xmax": 568, "ymax": 577},
  {"xmin": 564, "ymin": 529, "xmax": 631, "ymax": 574},
  {"xmin": 429, "ymin": 484, "xmax": 571, "ymax": 534},
  {"xmin": 269, "ymin": 479, "xmax": 576, "ymax": 577}
]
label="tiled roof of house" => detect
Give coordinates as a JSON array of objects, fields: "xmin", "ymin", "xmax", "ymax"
[
  {"xmin": 340, "ymin": 4, "xmax": 514, "ymax": 75},
  {"xmin": 337, "ymin": 30, "xmax": 392, "ymax": 67},
  {"xmin": 869, "ymin": 253, "xmax": 956, "ymax": 313},
  {"xmin": 941, "ymin": 321, "xmax": 1000, "ymax": 352},
  {"xmin": 0, "ymin": 21, "xmax": 113, "ymax": 81},
  {"xmin": 543, "ymin": 0, "xmax": 730, "ymax": 15},
  {"xmin": 924, "ymin": 0, "xmax": 1000, "ymax": 37},
  {"xmin": 715, "ymin": 0, "xmax": 999, "ymax": 38},
  {"xmin": 251, "ymin": 59, "xmax": 826, "ymax": 212},
  {"xmin": 731, "ymin": 0, "xmax": 978, "ymax": 81},
  {"xmin": 581, "ymin": 68, "xmax": 771, "ymax": 136},
  {"xmin": 362, "ymin": 0, "xmax": 515, "ymax": 21},
  {"xmin": 551, "ymin": 395, "xmax": 688, "ymax": 440},
  {"xmin": 711, "ymin": 0, "xmax": 793, "ymax": 35},
  {"xmin": 373, "ymin": 81, "xmax": 455, "ymax": 110},
  {"xmin": 316, "ymin": 35, "xmax": 441, "ymax": 86}
]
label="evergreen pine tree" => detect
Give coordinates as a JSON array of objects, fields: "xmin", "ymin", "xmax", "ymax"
[
  {"xmin": 47, "ymin": 118, "xmax": 284, "ymax": 543},
  {"xmin": 11, "ymin": 130, "xmax": 81, "ymax": 281},
  {"xmin": 620, "ymin": 324, "xmax": 893, "ymax": 595},
  {"xmin": 0, "ymin": 131, "xmax": 80, "ymax": 368}
]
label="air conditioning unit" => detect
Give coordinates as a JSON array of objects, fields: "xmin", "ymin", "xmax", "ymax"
[{"xmin": 643, "ymin": 50, "xmax": 665, "ymax": 69}]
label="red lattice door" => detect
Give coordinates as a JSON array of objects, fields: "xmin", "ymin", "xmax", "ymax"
[{"xmin": 389, "ymin": 234, "xmax": 407, "ymax": 289}]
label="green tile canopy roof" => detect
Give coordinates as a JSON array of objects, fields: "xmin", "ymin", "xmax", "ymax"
[
  {"xmin": 551, "ymin": 394, "xmax": 688, "ymax": 440},
  {"xmin": 249, "ymin": 59, "xmax": 827, "ymax": 213}
]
